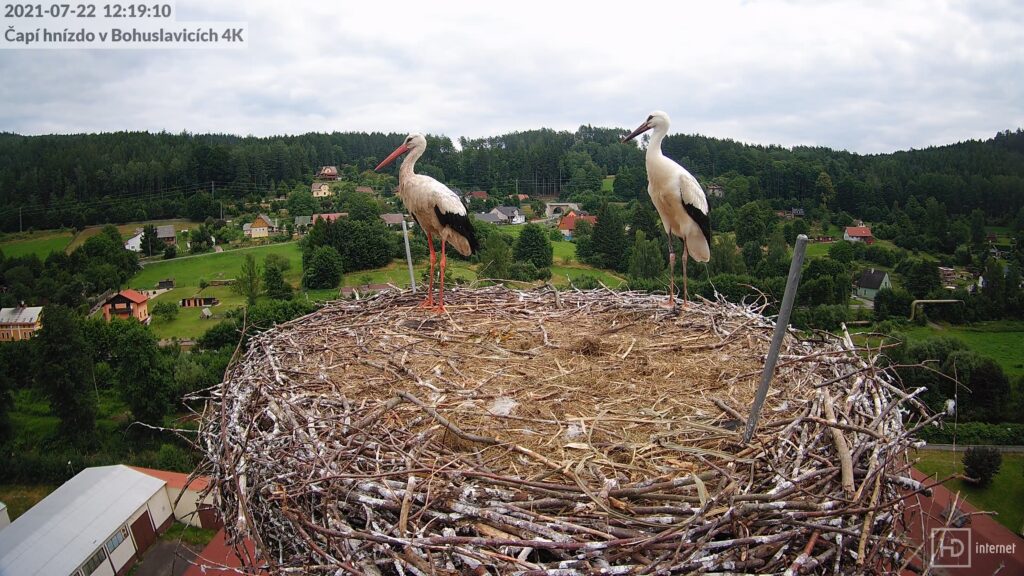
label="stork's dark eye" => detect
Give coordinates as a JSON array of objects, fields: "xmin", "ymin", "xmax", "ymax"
[
  {"xmin": 647, "ymin": 115, "xmax": 653, "ymax": 121},
  {"xmin": 406, "ymin": 137, "xmax": 412, "ymax": 144}
]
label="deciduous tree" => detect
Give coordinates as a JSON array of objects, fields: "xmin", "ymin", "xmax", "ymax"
[{"xmin": 35, "ymin": 305, "xmax": 96, "ymax": 442}]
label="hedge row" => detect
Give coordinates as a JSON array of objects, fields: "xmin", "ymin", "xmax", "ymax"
[{"xmin": 916, "ymin": 422, "xmax": 1024, "ymax": 445}]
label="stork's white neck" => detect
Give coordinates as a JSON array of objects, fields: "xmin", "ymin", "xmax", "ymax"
[
  {"xmin": 399, "ymin": 145, "xmax": 424, "ymax": 182},
  {"xmin": 646, "ymin": 123, "xmax": 669, "ymax": 160}
]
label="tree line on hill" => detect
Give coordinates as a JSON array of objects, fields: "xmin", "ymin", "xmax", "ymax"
[{"xmin": 2, "ymin": 127, "xmax": 1023, "ymax": 233}]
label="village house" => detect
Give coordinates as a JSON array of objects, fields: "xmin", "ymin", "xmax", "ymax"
[
  {"xmin": 557, "ymin": 211, "xmax": 598, "ymax": 239},
  {"xmin": 0, "ymin": 465, "xmax": 175, "ymax": 576},
  {"xmin": 248, "ymin": 214, "xmax": 278, "ymax": 239},
  {"xmin": 515, "ymin": 194, "xmax": 530, "ymax": 202},
  {"xmin": 356, "ymin": 186, "xmax": 375, "ymax": 195},
  {"xmin": 123, "ymin": 230, "xmax": 144, "ymax": 253},
  {"xmin": 466, "ymin": 190, "xmax": 489, "ymax": 201},
  {"xmin": 102, "ymin": 289, "xmax": 150, "ymax": 323},
  {"xmin": 317, "ymin": 166, "xmax": 339, "ymax": 181},
  {"xmin": 156, "ymin": 225, "xmax": 176, "ymax": 246},
  {"xmin": 843, "ymin": 226, "xmax": 875, "ymax": 244},
  {"xmin": 379, "ymin": 213, "xmax": 409, "ymax": 228},
  {"xmin": 473, "ymin": 212, "xmax": 503, "ymax": 224},
  {"xmin": 293, "ymin": 215, "xmax": 312, "ymax": 234},
  {"xmin": 488, "ymin": 206, "xmax": 526, "ymax": 225},
  {"xmin": 129, "ymin": 466, "xmax": 221, "ymax": 530},
  {"xmin": 855, "ymin": 269, "xmax": 892, "ymax": 300},
  {"xmin": 705, "ymin": 184, "xmax": 725, "ymax": 198},
  {"xmin": 0, "ymin": 305, "xmax": 43, "ymax": 341},
  {"xmin": 310, "ymin": 182, "xmax": 333, "ymax": 198},
  {"xmin": 938, "ymin": 266, "xmax": 957, "ymax": 288},
  {"xmin": 312, "ymin": 212, "xmax": 347, "ymax": 224}
]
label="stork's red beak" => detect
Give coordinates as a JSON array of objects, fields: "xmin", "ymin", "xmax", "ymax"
[
  {"xmin": 622, "ymin": 122, "xmax": 652, "ymax": 143},
  {"xmin": 375, "ymin": 144, "xmax": 409, "ymax": 171}
]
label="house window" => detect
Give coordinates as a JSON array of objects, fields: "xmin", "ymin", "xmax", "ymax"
[
  {"xmin": 81, "ymin": 546, "xmax": 107, "ymax": 574},
  {"xmin": 105, "ymin": 526, "xmax": 129, "ymax": 553}
]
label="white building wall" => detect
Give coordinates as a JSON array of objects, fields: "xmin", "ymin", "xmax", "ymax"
[
  {"xmin": 0, "ymin": 501, "xmax": 9, "ymax": 530},
  {"xmin": 167, "ymin": 487, "xmax": 215, "ymax": 527},
  {"xmin": 108, "ymin": 534, "xmax": 136, "ymax": 573},
  {"xmin": 147, "ymin": 489, "xmax": 174, "ymax": 529},
  {"xmin": 86, "ymin": 557, "xmax": 115, "ymax": 576}
]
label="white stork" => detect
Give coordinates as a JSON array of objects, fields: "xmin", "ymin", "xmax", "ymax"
[
  {"xmin": 622, "ymin": 111, "xmax": 711, "ymax": 307},
  {"xmin": 375, "ymin": 133, "xmax": 479, "ymax": 312}
]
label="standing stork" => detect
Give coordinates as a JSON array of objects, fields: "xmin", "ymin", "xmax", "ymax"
[
  {"xmin": 622, "ymin": 111, "xmax": 711, "ymax": 307},
  {"xmin": 376, "ymin": 133, "xmax": 479, "ymax": 312}
]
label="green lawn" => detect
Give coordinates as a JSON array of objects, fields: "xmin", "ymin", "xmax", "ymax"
[
  {"xmin": 914, "ymin": 449, "xmax": 1024, "ymax": 533},
  {"xmin": 0, "ymin": 484, "xmax": 56, "ymax": 520},
  {"xmin": 129, "ymin": 242, "xmax": 303, "ymax": 290},
  {"xmin": 147, "ymin": 286, "xmax": 247, "ymax": 340},
  {"xmin": 550, "ymin": 265, "xmax": 627, "ymax": 289},
  {"xmin": 601, "ymin": 176, "xmax": 615, "ymax": 192},
  {"xmin": 552, "ymin": 240, "xmax": 576, "ymax": 261},
  {"xmin": 161, "ymin": 522, "xmax": 218, "ymax": 546},
  {"xmin": 900, "ymin": 322, "xmax": 1024, "ymax": 379},
  {"xmin": 0, "ymin": 232, "xmax": 74, "ymax": 259}
]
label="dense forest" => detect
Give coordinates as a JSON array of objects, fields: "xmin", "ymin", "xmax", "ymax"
[{"xmin": 1, "ymin": 127, "xmax": 1023, "ymax": 232}]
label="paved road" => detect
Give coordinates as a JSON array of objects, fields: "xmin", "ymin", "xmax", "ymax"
[
  {"xmin": 920, "ymin": 444, "xmax": 1024, "ymax": 453},
  {"xmin": 131, "ymin": 540, "xmax": 200, "ymax": 576}
]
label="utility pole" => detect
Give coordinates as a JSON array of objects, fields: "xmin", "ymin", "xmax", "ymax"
[{"xmin": 19, "ymin": 206, "xmax": 22, "ymax": 233}]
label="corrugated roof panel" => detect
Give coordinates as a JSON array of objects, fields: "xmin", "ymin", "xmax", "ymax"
[{"xmin": 0, "ymin": 465, "xmax": 166, "ymax": 576}]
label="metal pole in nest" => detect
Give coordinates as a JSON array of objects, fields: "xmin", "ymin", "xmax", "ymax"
[
  {"xmin": 402, "ymin": 219, "xmax": 417, "ymax": 293},
  {"xmin": 743, "ymin": 234, "xmax": 808, "ymax": 443}
]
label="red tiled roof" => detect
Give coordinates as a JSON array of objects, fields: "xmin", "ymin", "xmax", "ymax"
[
  {"xmin": 313, "ymin": 213, "xmax": 348, "ymax": 223},
  {"xmin": 470, "ymin": 190, "xmax": 489, "ymax": 199},
  {"xmin": 356, "ymin": 186, "xmax": 374, "ymax": 194},
  {"xmin": 558, "ymin": 212, "xmax": 597, "ymax": 231},
  {"xmin": 118, "ymin": 289, "xmax": 149, "ymax": 304},
  {"xmin": 845, "ymin": 226, "xmax": 873, "ymax": 237},
  {"xmin": 130, "ymin": 465, "xmax": 210, "ymax": 491},
  {"xmin": 903, "ymin": 467, "xmax": 1024, "ymax": 575},
  {"xmin": 183, "ymin": 529, "xmax": 266, "ymax": 576}
]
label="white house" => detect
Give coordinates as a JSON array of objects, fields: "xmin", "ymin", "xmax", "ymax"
[
  {"xmin": 490, "ymin": 206, "xmax": 526, "ymax": 225},
  {"xmin": 855, "ymin": 269, "xmax": 892, "ymax": 300},
  {"xmin": 0, "ymin": 465, "xmax": 174, "ymax": 576},
  {"xmin": 130, "ymin": 467, "xmax": 220, "ymax": 529},
  {"xmin": 0, "ymin": 502, "xmax": 9, "ymax": 530},
  {"xmin": 123, "ymin": 232, "xmax": 143, "ymax": 253}
]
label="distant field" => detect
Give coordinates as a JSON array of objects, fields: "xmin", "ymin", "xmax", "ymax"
[
  {"xmin": 0, "ymin": 232, "xmax": 73, "ymax": 259},
  {"xmin": 914, "ymin": 448, "xmax": 1024, "ymax": 533},
  {"xmin": 0, "ymin": 484, "xmax": 56, "ymax": 520},
  {"xmin": 552, "ymin": 240, "xmax": 576, "ymax": 260},
  {"xmin": 66, "ymin": 218, "xmax": 192, "ymax": 252},
  {"xmin": 129, "ymin": 242, "xmax": 303, "ymax": 290},
  {"xmin": 550, "ymin": 265, "xmax": 626, "ymax": 289},
  {"xmin": 601, "ymin": 176, "xmax": 615, "ymax": 192},
  {"xmin": 900, "ymin": 322, "xmax": 1024, "ymax": 379},
  {"xmin": 147, "ymin": 286, "xmax": 246, "ymax": 340}
]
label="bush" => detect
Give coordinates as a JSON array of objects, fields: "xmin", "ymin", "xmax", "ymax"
[
  {"xmin": 163, "ymin": 245, "xmax": 177, "ymax": 259},
  {"xmin": 962, "ymin": 446, "xmax": 1002, "ymax": 487},
  {"xmin": 916, "ymin": 422, "xmax": 1024, "ymax": 445},
  {"xmin": 151, "ymin": 301, "xmax": 179, "ymax": 322}
]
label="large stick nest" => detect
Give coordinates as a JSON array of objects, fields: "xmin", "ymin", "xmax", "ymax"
[{"xmin": 192, "ymin": 286, "xmax": 935, "ymax": 575}]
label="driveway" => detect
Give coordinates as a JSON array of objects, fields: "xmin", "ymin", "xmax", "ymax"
[{"xmin": 131, "ymin": 539, "xmax": 201, "ymax": 576}]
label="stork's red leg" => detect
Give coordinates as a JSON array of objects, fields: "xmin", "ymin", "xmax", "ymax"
[
  {"xmin": 682, "ymin": 242, "xmax": 689, "ymax": 308},
  {"xmin": 421, "ymin": 232, "xmax": 435, "ymax": 308},
  {"xmin": 664, "ymin": 234, "xmax": 676, "ymax": 308},
  {"xmin": 435, "ymin": 241, "xmax": 448, "ymax": 313}
]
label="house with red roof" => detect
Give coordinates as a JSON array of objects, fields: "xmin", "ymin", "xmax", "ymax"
[
  {"xmin": 312, "ymin": 212, "xmax": 348, "ymax": 224},
  {"xmin": 130, "ymin": 466, "xmax": 222, "ymax": 530},
  {"xmin": 102, "ymin": 290, "xmax": 150, "ymax": 323},
  {"xmin": 844, "ymin": 226, "xmax": 875, "ymax": 244},
  {"xmin": 557, "ymin": 211, "xmax": 598, "ymax": 239}
]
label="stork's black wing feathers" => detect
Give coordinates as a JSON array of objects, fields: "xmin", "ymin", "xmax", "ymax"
[
  {"xmin": 684, "ymin": 202, "xmax": 712, "ymax": 246},
  {"xmin": 434, "ymin": 206, "xmax": 480, "ymax": 254}
]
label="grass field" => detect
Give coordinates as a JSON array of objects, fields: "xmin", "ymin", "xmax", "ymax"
[
  {"xmin": 914, "ymin": 449, "xmax": 1024, "ymax": 533},
  {"xmin": 900, "ymin": 321, "xmax": 1024, "ymax": 379},
  {"xmin": 0, "ymin": 231, "xmax": 74, "ymax": 259},
  {"xmin": 0, "ymin": 484, "xmax": 57, "ymax": 520},
  {"xmin": 601, "ymin": 176, "xmax": 615, "ymax": 192},
  {"xmin": 130, "ymin": 242, "xmax": 303, "ymax": 290}
]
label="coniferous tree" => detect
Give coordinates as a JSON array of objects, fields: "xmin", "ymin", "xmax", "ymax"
[
  {"xmin": 513, "ymin": 224, "xmax": 553, "ymax": 269},
  {"xmin": 590, "ymin": 204, "xmax": 626, "ymax": 271},
  {"xmin": 36, "ymin": 305, "xmax": 96, "ymax": 442},
  {"xmin": 234, "ymin": 253, "xmax": 262, "ymax": 304},
  {"xmin": 263, "ymin": 263, "xmax": 294, "ymax": 300},
  {"xmin": 628, "ymin": 231, "xmax": 664, "ymax": 280},
  {"xmin": 478, "ymin": 233, "xmax": 512, "ymax": 280}
]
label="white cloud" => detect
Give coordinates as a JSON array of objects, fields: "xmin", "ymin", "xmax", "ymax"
[{"xmin": 0, "ymin": 0, "xmax": 1021, "ymax": 153}]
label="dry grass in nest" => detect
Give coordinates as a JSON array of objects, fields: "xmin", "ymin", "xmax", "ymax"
[{"xmin": 191, "ymin": 286, "xmax": 937, "ymax": 575}]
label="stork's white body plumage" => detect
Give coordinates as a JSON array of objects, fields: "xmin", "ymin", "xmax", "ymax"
[
  {"xmin": 624, "ymin": 111, "xmax": 711, "ymax": 305},
  {"xmin": 396, "ymin": 173, "xmax": 474, "ymax": 257},
  {"xmin": 376, "ymin": 133, "xmax": 478, "ymax": 312}
]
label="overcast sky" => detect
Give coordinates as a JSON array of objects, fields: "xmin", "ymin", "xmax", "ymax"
[{"xmin": 1, "ymin": 0, "xmax": 1022, "ymax": 153}]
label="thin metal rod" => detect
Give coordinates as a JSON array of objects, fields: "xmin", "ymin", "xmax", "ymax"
[
  {"xmin": 402, "ymin": 219, "xmax": 417, "ymax": 293},
  {"xmin": 743, "ymin": 234, "xmax": 809, "ymax": 443}
]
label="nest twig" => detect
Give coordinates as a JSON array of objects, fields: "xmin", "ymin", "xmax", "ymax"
[{"xmin": 189, "ymin": 286, "xmax": 933, "ymax": 575}]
